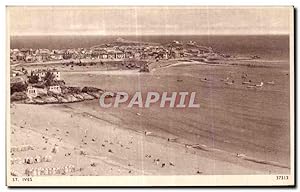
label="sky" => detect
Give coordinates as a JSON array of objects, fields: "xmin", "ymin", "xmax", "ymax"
[{"xmin": 8, "ymin": 6, "xmax": 293, "ymax": 36}]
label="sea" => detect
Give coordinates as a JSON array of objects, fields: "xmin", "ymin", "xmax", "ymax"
[{"xmin": 10, "ymin": 35, "xmax": 290, "ymax": 60}]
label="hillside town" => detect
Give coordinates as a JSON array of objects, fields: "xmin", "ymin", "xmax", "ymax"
[
  {"xmin": 9, "ymin": 39, "xmax": 221, "ymax": 104},
  {"xmin": 10, "ymin": 39, "xmax": 216, "ymax": 64},
  {"xmin": 10, "ymin": 38, "xmax": 265, "ymax": 105}
]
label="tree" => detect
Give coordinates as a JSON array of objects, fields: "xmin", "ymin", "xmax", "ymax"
[
  {"xmin": 11, "ymin": 82, "xmax": 27, "ymax": 95},
  {"xmin": 28, "ymin": 75, "xmax": 39, "ymax": 84},
  {"xmin": 44, "ymin": 71, "xmax": 55, "ymax": 86}
]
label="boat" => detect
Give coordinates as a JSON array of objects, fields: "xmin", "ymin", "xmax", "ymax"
[
  {"xmin": 200, "ymin": 78, "xmax": 209, "ymax": 82},
  {"xmin": 225, "ymin": 81, "xmax": 234, "ymax": 85},
  {"xmin": 255, "ymin": 82, "xmax": 264, "ymax": 87},
  {"xmin": 220, "ymin": 77, "xmax": 229, "ymax": 82}
]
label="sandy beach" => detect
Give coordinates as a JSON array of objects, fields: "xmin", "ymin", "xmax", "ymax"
[{"xmin": 10, "ymin": 102, "xmax": 289, "ymax": 176}]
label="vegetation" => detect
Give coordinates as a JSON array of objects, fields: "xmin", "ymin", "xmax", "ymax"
[
  {"xmin": 11, "ymin": 82, "xmax": 27, "ymax": 95},
  {"xmin": 28, "ymin": 75, "xmax": 39, "ymax": 84},
  {"xmin": 32, "ymin": 83, "xmax": 45, "ymax": 89},
  {"xmin": 44, "ymin": 72, "xmax": 55, "ymax": 86},
  {"xmin": 65, "ymin": 87, "xmax": 81, "ymax": 94},
  {"xmin": 82, "ymin": 86, "xmax": 102, "ymax": 93},
  {"xmin": 11, "ymin": 92, "xmax": 27, "ymax": 102}
]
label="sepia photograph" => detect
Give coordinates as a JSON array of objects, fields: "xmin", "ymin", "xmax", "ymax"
[{"xmin": 6, "ymin": 6, "xmax": 294, "ymax": 186}]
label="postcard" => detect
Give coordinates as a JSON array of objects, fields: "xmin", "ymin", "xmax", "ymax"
[{"xmin": 6, "ymin": 6, "xmax": 294, "ymax": 186}]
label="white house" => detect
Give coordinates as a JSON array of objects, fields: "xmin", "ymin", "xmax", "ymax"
[
  {"xmin": 115, "ymin": 51, "xmax": 125, "ymax": 59},
  {"xmin": 26, "ymin": 86, "xmax": 38, "ymax": 98},
  {"xmin": 25, "ymin": 55, "xmax": 34, "ymax": 63},
  {"xmin": 31, "ymin": 69, "xmax": 61, "ymax": 81},
  {"xmin": 49, "ymin": 85, "xmax": 62, "ymax": 94},
  {"xmin": 51, "ymin": 71, "xmax": 60, "ymax": 80}
]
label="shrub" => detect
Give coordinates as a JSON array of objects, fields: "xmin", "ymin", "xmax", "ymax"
[
  {"xmin": 81, "ymin": 87, "xmax": 101, "ymax": 93},
  {"xmin": 11, "ymin": 82, "xmax": 27, "ymax": 95},
  {"xmin": 11, "ymin": 92, "xmax": 27, "ymax": 102},
  {"xmin": 47, "ymin": 91, "xmax": 60, "ymax": 98},
  {"xmin": 32, "ymin": 83, "xmax": 45, "ymax": 89},
  {"xmin": 66, "ymin": 87, "xmax": 81, "ymax": 94},
  {"xmin": 28, "ymin": 75, "xmax": 39, "ymax": 84},
  {"xmin": 44, "ymin": 72, "xmax": 55, "ymax": 86}
]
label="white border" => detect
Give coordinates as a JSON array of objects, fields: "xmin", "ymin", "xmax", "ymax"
[{"xmin": 1, "ymin": 0, "xmax": 298, "ymax": 191}]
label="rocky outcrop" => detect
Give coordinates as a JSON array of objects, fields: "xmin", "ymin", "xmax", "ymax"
[
  {"xmin": 73, "ymin": 93, "xmax": 84, "ymax": 101},
  {"xmin": 11, "ymin": 92, "xmax": 27, "ymax": 102},
  {"xmin": 23, "ymin": 91, "xmax": 103, "ymax": 105},
  {"xmin": 64, "ymin": 94, "xmax": 79, "ymax": 103},
  {"xmin": 81, "ymin": 93, "xmax": 95, "ymax": 100},
  {"xmin": 34, "ymin": 98, "xmax": 46, "ymax": 104},
  {"xmin": 56, "ymin": 96, "xmax": 68, "ymax": 103},
  {"xmin": 14, "ymin": 85, "xmax": 105, "ymax": 105},
  {"xmin": 82, "ymin": 86, "xmax": 103, "ymax": 93},
  {"xmin": 44, "ymin": 96, "xmax": 59, "ymax": 103},
  {"xmin": 87, "ymin": 92, "xmax": 101, "ymax": 99}
]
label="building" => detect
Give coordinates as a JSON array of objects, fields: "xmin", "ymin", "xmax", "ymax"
[
  {"xmin": 107, "ymin": 51, "xmax": 116, "ymax": 59},
  {"xmin": 26, "ymin": 86, "xmax": 38, "ymax": 98},
  {"xmin": 52, "ymin": 71, "xmax": 60, "ymax": 80},
  {"xmin": 115, "ymin": 51, "xmax": 125, "ymax": 59},
  {"xmin": 134, "ymin": 52, "xmax": 141, "ymax": 59},
  {"xmin": 49, "ymin": 85, "xmax": 62, "ymax": 94},
  {"xmin": 10, "ymin": 55, "xmax": 17, "ymax": 62},
  {"xmin": 98, "ymin": 51, "xmax": 108, "ymax": 59},
  {"xmin": 25, "ymin": 55, "xmax": 34, "ymax": 63},
  {"xmin": 125, "ymin": 51, "xmax": 134, "ymax": 59},
  {"xmin": 38, "ymin": 49, "xmax": 51, "ymax": 61},
  {"xmin": 163, "ymin": 52, "xmax": 168, "ymax": 59},
  {"xmin": 16, "ymin": 52, "xmax": 25, "ymax": 61},
  {"xmin": 31, "ymin": 69, "xmax": 61, "ymax": 81},
  {"xmin": 100, "ymin": 53, "xmax": 108, "ymax": 59},
  {"xmin": 20, "ymin": 48, "xmax": 33, "ymax": 56}
]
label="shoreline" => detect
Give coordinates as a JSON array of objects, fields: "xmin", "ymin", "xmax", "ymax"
[{"xmin": 10, "ymin": 103, "xmax": 290, "ymax": 176}]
